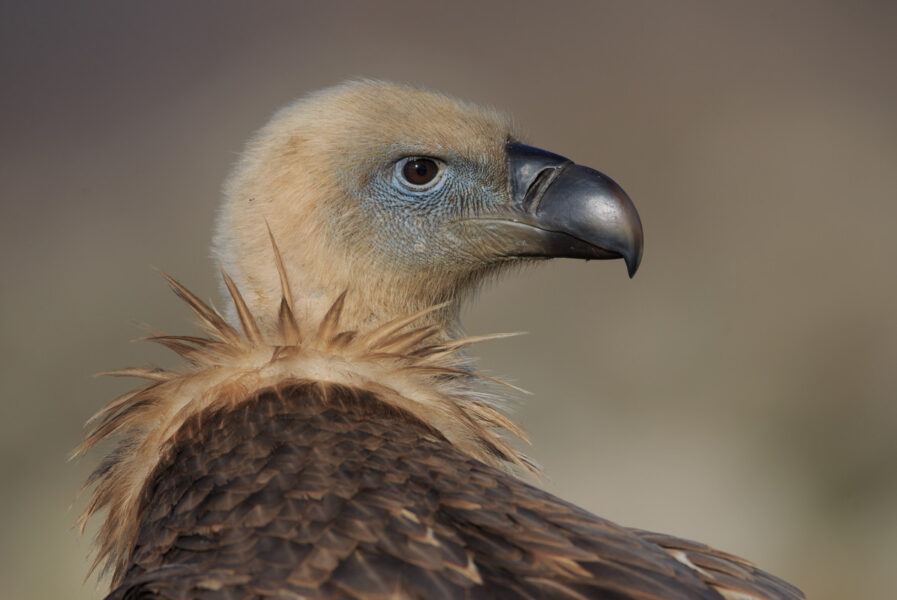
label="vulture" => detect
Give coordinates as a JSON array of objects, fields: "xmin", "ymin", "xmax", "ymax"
[{"xmin": 77, "ymin": 80, "xmax": 803, "ymax": 600}]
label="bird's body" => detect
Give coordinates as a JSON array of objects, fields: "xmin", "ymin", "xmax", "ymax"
[
  {"xmin": 79, "ymin": 81, "xmax": 803, "ymax": 599},
  {"xmin": 105, "ymin": 383, "xmax": 797, "ymax": 600}
]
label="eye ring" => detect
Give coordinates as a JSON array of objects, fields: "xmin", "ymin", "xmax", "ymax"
[{"xmin": 394, "ymin": 157, "xmax": 445, "ymax": 191}]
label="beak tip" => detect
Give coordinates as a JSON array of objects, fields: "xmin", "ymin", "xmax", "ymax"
[
  {"xmin": 625, "ymin": 214, "xmax": 644, "ymax": 279},
  {"xmin": 626, "ymin": 254, "xmax": 641, "ymax": 278}
]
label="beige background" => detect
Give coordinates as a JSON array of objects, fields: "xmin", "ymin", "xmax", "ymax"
[{"xmin": 2, "ymin": 2, "xmax": 895, "ymax": 598}]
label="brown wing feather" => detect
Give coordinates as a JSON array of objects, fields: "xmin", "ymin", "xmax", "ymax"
[
  {"xmin": 105, "ymin": 383, "xmax": 802, "ymax": 600},
  {"xmin": 632, "ymin": 531, "xmax": 805, "ymax": 600}
]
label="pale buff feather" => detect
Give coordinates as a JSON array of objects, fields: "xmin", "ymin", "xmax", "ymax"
[
  {"xmin": 212, "ymin": 80, "xmax": 514, "ymax": 337},
  {"xmin": 75, "ymin": 237, "xmax": 530, "ymax": 584}
]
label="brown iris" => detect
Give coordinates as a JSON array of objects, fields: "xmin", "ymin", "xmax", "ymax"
[{"xmin": 401, "ymin": 158, "xmax": 439, "ymax": 186}]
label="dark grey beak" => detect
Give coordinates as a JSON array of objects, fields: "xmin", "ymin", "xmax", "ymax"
[{"xmin": 486, "ymin": 142, "xmax": 644, "ymax": 277}]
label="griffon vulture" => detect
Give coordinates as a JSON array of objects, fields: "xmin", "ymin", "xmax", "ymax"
[{"xmin": 77, "ymin": 80, "xmax": 803, "ymax": 600}]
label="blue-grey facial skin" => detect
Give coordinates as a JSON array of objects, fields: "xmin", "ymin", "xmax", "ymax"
[{"xmin": 339, "ymin": 147, "xmax": 509, "ymax": 274}]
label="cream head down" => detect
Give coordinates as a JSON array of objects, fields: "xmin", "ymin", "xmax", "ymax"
[
  {"xmin": 213, "ymin": 81, "xmax": 512, "ymax": 336},
  {"xmin": 213, "ymin": 80, "xmax": 642, "ymax": 339}
]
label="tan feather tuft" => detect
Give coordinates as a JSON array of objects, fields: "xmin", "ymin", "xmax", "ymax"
[
  {"xmin": 358, "ymin": 302, "xmax": 451, "ymax": 349},
  {"xmin": 158, "ymin": 270, "xmax": 239, "ymax": 343},
  {"xmin": 266, "ymin": 221, "xmax": 295, "ymax": 314},
  {"xmin": 96, "ymin": 368, "xmax": 174, "ymax": 383},
  {"xmin": 314, "ymin": 289, "xmax": 347, "ymax": 344},
  {"xmin": 413, "ymin": 332, "xmax": 526, "ymax": 366},
  {"xmin": 221, "ymin": 269, "xmax": 263, "ymax": 346},
  {"xmin": 267, "ymin": 223, "xmax": 302, "ymax": 345},
  {"xmin": 277, "ymin": 298, "xmax": 301, "ymax": 346},
  {"xmin": 375, "ymin": 324, "xmax": 442, "ymax": 354},
  {"xmin": 78, "ymin": 252, "xmax": 527, "ymax": 585}
]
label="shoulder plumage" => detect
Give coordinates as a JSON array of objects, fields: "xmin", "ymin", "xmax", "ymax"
[
  {"xmin": 100, "ymin": 378, "xmax": 802, "ymax": 600},
  {"xmin": 75, "ymin": 235, "xmax": 531, "ymax": 582}
]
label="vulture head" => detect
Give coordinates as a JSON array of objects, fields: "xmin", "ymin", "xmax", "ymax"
[
  {"xmin": 213, "ymin": 80, "xmax": 642, "ymax": 336},
  {"xmin": 78, "ymin": 80, "xmax": 644, "ymax": 579}
]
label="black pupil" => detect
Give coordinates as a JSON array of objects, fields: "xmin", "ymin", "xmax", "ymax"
[{"xmin": 403, "ymin": 159, "xmax": 437, "ymax": 185}]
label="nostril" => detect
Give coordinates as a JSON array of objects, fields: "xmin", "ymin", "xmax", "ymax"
[
  {"xmin": 505, "ymin": 142, "xmax": 572, "ymax": 211},
  {"xmin": 522, "ymin": 164, "xmax": 569, "ymax": 214}
]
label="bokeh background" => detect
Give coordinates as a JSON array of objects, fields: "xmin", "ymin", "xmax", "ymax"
[{"xmin": 2, "ymin": 1, "xmax": 895, "ymax": 598}]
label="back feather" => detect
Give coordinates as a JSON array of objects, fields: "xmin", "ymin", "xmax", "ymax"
[{"xmin": 74, "ymin": 236, "xmax": 530, "ymax": 583}]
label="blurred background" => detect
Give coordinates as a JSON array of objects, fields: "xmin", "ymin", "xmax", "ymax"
[{"xmin": 2, "ymin": 1, "xmax": 895, "ymax": 598}]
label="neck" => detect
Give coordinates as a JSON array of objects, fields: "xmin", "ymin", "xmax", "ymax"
[
  {"xmin": 229, "ymin": 263, "xmax": 471, "ymax": 345},
  {"xmin": 214, "ymin": 215, "xmax": 489, "ymax": 343},
  {"xmin": 76, "ymin": 268, "xmax": 532, "ymax": 584}
]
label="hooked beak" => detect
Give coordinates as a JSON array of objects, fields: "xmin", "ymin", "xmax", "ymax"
[{"xmin": 461, "ymin": 142, "xmax": 644, "ymax": 277}]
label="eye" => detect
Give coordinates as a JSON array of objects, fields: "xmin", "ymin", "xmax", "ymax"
[{"xmin": 395, "ymin": 157, "xmax": 444, "ymax": 190}]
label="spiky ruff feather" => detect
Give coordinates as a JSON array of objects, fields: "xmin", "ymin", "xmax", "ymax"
[{"xmin": 75, "ymin": 234, "xmax": 530, "ymax": 584}]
